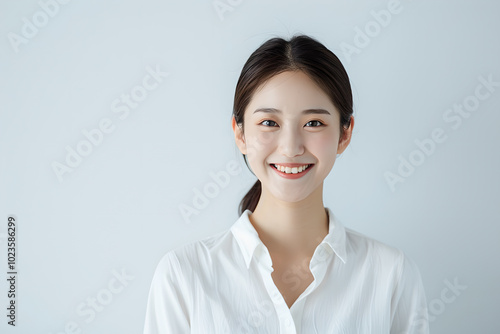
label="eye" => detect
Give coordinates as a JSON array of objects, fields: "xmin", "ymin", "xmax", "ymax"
[
  {"xmin": 259, "ymin": 120, "xmax": 278, "ymax": 127},
  {"xmin": 258, "ymin": 119, "xmax": 325, "ymax": 127},
  {"xmin": 305, "ymin": 120, "xmax": 325, "ymax": 127}
]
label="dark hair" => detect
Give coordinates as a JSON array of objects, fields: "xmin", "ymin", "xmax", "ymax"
[{"xmin": 232, "ymin": 34, "xmax": 353, "ymax": 216}]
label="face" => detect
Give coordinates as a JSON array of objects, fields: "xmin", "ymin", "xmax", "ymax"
[{"xmin": 232, "ymin": 70, "xmax": 353, "ymax": 204}]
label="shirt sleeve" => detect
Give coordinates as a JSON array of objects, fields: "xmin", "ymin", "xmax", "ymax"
[
  {"xmin": 143, "ymin": 251, "xmax": 191, "ymax": 334},
  {"xmin": 390, "ymin": 252, "xmax": 430, "ymax": 334}
]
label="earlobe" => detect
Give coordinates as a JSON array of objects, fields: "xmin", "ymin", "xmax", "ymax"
[
  {"xmin": 232, "ymin": 115, "xmax": 247, "ymax": 154},
  {"xmin": 337, "ymin": 116, "xmax": 354, "ymax": 155}
]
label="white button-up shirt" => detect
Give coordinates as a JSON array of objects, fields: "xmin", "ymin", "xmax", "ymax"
[{"xmin": 143, "ymin": 208, "xmax": 429, "ymax": 333}]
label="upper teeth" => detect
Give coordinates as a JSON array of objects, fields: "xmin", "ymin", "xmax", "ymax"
[{"xmin": 273, "ymin": 164, "xmax": 310, "ymax": 174}]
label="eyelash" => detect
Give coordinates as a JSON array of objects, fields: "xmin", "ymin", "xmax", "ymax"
[{"xmin": 259, "ymin": 120, "xmax": 325, "ymax": 127}]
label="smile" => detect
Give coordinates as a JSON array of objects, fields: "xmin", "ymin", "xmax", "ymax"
[
  {"xmin": 270, "ymin": 163, "xmax": 314, "ymax": 179},
  {"xmin": 272, "ymin": 164, "xmax": 311, "ymax": 173}
]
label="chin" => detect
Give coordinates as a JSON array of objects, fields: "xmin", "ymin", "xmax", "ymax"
[{"xmin": 268, "ymin": 188, "xmax": 315, "ymax": 203}]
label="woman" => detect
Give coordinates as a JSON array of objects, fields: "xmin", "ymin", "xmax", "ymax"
[{"xmin": 143, "ymin": 34, "xmax": 429, "ymax": 333}]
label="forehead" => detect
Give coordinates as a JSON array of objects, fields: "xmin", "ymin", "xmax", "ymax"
[{"xmin": 247, "ymin": 70, "xmax": 336, "ymax": 115}]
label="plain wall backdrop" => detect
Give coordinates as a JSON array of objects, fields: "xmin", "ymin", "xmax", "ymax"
[{"xmin": 1, "ymin": 0, "xmax": 499, "ymax": 333}]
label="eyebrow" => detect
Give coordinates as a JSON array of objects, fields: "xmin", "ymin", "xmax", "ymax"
[{"xmin": 253, "ymin": 107, "xmax": 331, "ymax": 115}]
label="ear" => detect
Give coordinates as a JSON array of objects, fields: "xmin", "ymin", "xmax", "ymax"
[
  {"xmin": 337, "ymin": 116, "xmax": 354, "ymax": 155},
  {"xmin": 232, "ymin": 115, "xmax": 247, "ymax": 155}
]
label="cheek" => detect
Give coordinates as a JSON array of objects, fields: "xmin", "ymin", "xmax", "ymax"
[
  {"xmin": 245, "ymin": 131, "xmax": 275, "ymax": 158},
  {"xmin": 309, "ymin": 132, "xmax": 338, "ymax": 158}
]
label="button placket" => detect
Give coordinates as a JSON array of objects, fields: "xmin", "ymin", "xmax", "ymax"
[
  {"xmin": 271, "ymin": 290, "xmax": 281, "ymax": 303},
  {"xmin": 257, "ymin": 261, "xmax": 297, "ymax": 333},
  {"xmin": 259, "ymin": 272, "xmax": 297, "ymax": 332}
]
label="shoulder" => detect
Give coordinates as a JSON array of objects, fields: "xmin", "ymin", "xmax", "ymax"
[
  {"xmin": 343, "ymin": 227, "xmax": 425, "ymax": 297},
  {"xmin": 343, "ymin": 227, "xmax": 419, "ymax": 279},
  {"xmin": 344, "ymin": 226, "xmax": 404, "ymax": 261},
  {"xmin": 154, "ymin": 229, "xmax": 232, "ymax": 277}
]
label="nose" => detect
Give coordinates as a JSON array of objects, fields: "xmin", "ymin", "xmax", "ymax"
[{"xmin": 278, "ymin": 125, "xmax": 305, "ymax": 158}]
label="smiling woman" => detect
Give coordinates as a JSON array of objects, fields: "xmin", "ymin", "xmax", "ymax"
[
  {"xmin": 233, "ymin": 69, "xmax": 349, "ymax": 210},
  {"xmin": 143, "ymin": 34, "xmax": 430, "ymax": 334}
]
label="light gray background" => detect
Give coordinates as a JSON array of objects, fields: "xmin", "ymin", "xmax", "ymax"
[{"xmin": 1, "ymin": 0, "xmax": 499, "ymax": 333}]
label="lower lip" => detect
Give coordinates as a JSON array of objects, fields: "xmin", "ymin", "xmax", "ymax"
[{"xmin": 270, "ymin": 164, "xmax": 314, "ymax": 179}]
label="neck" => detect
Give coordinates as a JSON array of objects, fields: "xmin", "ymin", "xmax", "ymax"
[{"xmin": 248, "ymin": 184, "xmax": 329, "ymax": 259}]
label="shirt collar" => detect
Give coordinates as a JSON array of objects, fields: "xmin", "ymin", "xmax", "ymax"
[{"xmin": 230, "ymin": 207, "xmax": 347, "ymax": 269}]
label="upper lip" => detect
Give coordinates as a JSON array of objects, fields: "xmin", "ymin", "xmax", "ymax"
[{"xmin": 270, "ymin": 163, "xmax": 314, "ymax": 167}]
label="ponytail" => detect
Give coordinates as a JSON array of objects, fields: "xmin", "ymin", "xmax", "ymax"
[
  {"xmin": 238, "ymin": 179, "xmax": 261, "ymax": 216},
  {"xmin": 237, "ymin": 154, "xmax": 261, "ymax": 216}
]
